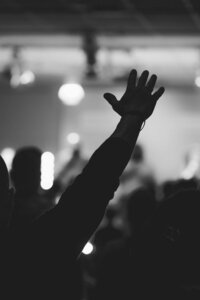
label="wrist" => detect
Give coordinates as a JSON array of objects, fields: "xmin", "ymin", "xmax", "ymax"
[
  {"xmin": 111, "ymin": 114, "xmax": 143, "ymax": 147},
  {"xmin": 123, "ymin": 111, "xmax": 145, "ymax": 122},
  {"xmin": 121, "ymin": 113, "xmax": 144, "ymax": 124}
]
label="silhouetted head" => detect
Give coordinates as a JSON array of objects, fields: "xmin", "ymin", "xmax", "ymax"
[
  {"xmin": 138, "ymin": 189, "xmax": 200, "ymax": 293},
  {"xmin": 11, "ymin": 147, "xmax": 42, "ymax": 195}
]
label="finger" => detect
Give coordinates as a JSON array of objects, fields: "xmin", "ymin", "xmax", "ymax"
[
  {"xmin": 152, "ymin": 87, "xmax": 165, "ymax": 101},
  {"xmin": 137, "ymin": 70, "xmax": 149, "ymax": 88},
  {"xmin": 126, "ymin": 69, "xmax": 137, "ymax": 91},
  {"xmin": 146, "ymin": 74, "xmax": 157, "ymax": 92},
  {"xmin": 103, "ymin": 93, "xmax": 118, "ymax": 107}
]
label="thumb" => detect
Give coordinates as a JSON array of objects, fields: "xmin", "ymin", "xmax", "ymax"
[{"xmin": 103, "ymin": 93, "xmax": 118, "ymax": 108}]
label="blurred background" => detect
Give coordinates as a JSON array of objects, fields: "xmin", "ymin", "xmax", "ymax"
[{"xmin": 1, "ymin": 0, "xmax": 200, "ymax": 185}]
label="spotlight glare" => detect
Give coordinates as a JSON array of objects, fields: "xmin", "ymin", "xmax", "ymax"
[
  {"xmin": 82, "ymin": 242, "xmax": 94, "ymax": 255},
  {"xmin": 41, "ymin": 151, "xmax": 55, "ymax": 190},
  {"xmin": 58, "ymin": 83, "xmax": 85, "ymax": 106},
  {"xmin": 195, "ymin": 76, "xmax": 200, "ymax": 87}
]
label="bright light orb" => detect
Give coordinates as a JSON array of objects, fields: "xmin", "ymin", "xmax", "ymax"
[
  {"xmin": 41, "ymin": 151, "xmax": 55, "ymax": 190},
  {"xmin": 20, "ymin": 70, "xmax": 35, "ymax": 85},
  {"xmin": 67, "ymin": 133, "xmax": 80, "ymax": 145},
  {"xmin": 58, "ymin": 83, "xmax": 85, "ymax": 106},
  {"xmin": 82, "ymin": 242, "xmax": 94, "ymax": 255}
]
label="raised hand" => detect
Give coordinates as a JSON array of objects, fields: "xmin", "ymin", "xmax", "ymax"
[{"xmin": 104, "ymin": 69, "xmax": 165, "ymax": 120}]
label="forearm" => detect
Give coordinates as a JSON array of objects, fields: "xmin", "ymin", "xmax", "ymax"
[
  {"xmin": 31, "ymin": 115, "xmax": 144, "ymax": 258},
  {"xmin": 77, "ymin": 114, "xmax": 144, "ymax": 188},
  {"xmin": 29, "ymin": 116, "xmax": 145, "ymax": 256},
  {"xmin": 60, "ymin": 116, "xmax": 144, "ymax": 252},
  {"xmin": 111, "ymin": 114, "xmax": 144, "ymax": 148}
]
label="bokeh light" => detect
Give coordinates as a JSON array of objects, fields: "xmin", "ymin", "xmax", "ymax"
[
  {"xmin": 58, "ymin": 83, "xmax": 85, "ymax": 106},
  {"xmin": 82, "ymin": 242, "xmax": 94, "ymax": 255},
  {"xmin": 20, "ymin": 70, "xmax": 35, "ymax": 85},
  {"xmin": 41, "ymin": 151, "xmax": 55, "ymax": 190},
  {"xmin": 67, "ymin": 132, "xmax": 80, "ymax": 145}
]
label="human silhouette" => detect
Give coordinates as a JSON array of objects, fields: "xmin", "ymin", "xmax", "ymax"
[
  {"xmin": 92, "ymin": 187, "xmax": 157, "ymax": 300},
  {"xmin": 10, "ymin": 146, "xmax": 54, "ymax": 228},
  {"xmin": 93, "ymin": 206, "xmax": 123, "ymax": 249},
  {"xmin": 121, "ymin": 143, "xmax": 156, "ymax": 192},
  {"xmin": 135, "ymin": 189, "xmax": 200, "ymax": 299},
  {"xmin": 55, "ymin": 144, "xmax": 88, "ymax": 192},
  {"xmin": 0, "ymin": 156, "xmax": 15, "ymax": 298},
  {"xmin": 5, "ymin": 69, "xmax": 164, "ymax": 300}
]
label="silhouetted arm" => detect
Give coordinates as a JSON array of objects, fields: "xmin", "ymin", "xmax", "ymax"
[{"xmin": 30, "ymin": 70, "xmax": 165, "ymax": 259}]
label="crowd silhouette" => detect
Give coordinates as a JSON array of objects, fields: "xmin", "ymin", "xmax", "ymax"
[{"xmin": 1, "ymin": 68, "xmax": 200, "ymax": 300}]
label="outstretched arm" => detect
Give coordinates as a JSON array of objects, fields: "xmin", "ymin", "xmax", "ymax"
[{"xmin": 30, "ymin": 69, "xmax": 165, "ymax": 259}]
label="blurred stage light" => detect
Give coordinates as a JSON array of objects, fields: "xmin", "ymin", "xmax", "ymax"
[
  {"xmin": 58, "ymin": 83, "xmax": 85, "ymax": 106},
  {"xmin": 82, "ymin": 242, "xmax": 94, "ymax": 255},
  {"xmin": 20, "ymin": 70, "xmax": 35, "ymax": 85},
  {"xmin": 41, "ymin": 151, "xmax": 55, "ymax": 190},
  {"xmin": 181, "ymin": 146, "xmax": 200, "ymax": 179},
  {"xmin": 1, "ymin": 148, "xmax": 15, "ymax": 171},
  {"xmin": 195, "ymin": 76, "xmax": 200, "ymax": 88},
  {"xmin": 9, "ymin": 68, "xmax": 35, "ymax": 87},
  {"xmin": 181, "ymin": 159, "xmax": 199, "ymax": 179},
  {"xmin": 2, "ymin": 47, "xmax": 35, "ymax": 88},
  {"xmin": 67, "ymin": 132, "xmax": 80, "ymax": 145}
]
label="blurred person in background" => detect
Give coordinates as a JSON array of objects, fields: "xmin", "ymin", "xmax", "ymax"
[
  {"xmin": 111, "ymin": 142, "xmax": 157, "ymax": 235},
  {"xmin": 121, "ymin": 143, "xmax": 156, "ymax": 194},
  {"xmin": 93, "ymin": 206, "xmax": 124, "ymax": 249},
  {"xmin": 54, "ymin": 144, "xmax": 88, "ymax": 191},
  {"xmin": 80, "ymin": 206, "xmax": 124, "ymax": 299},
  {"xmin": 135, "ymin": 189, "xmax": 200, "ymax": 299},
  {"xmin": 92, "ymin": 187, "xmax": 157, "ymax": 300},
  {"xmin": 10, "ymin": 146, "xmax": 55, "ymax": 229}
]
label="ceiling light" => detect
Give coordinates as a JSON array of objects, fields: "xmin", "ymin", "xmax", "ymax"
[
  {"xmin": 67, "ymin": 133, "xmax": 80, "ymax": 145},
  {"xmin": 58, "ymin": 83, "xmax": 85, "ymax": 106}
]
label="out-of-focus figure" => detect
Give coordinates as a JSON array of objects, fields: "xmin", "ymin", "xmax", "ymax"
[
  {"xmin": 120, "ymin": 144, "xmax": 156, "ymax": 194},
  {"xmin": 56, "ymin": 145, "xmax": 88, "ymax": 191},
  {"xmin": 10, "ymin": 146, "xmax": 54, "ymax": 229},
  {"xmin": 112, "ymin": 144, "xmax": 156, "ymax": 234}
]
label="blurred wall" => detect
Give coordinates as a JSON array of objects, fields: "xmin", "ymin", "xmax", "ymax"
[{"xmin": 0, "ymin": 76, "xmax": 200, "ymax": 183}]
